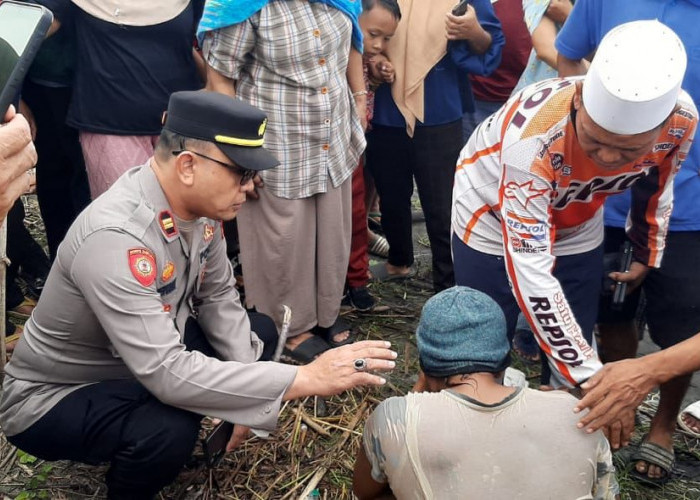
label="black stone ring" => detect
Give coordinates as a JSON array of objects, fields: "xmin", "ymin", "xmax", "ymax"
[{"xmin": 353, "ymin": 358, "xmax": 368, "ymax": 372}]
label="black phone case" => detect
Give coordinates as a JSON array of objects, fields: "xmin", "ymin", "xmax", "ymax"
[
  {"xmin": 202, "ymin": 421, "xmax": 234, "ymax": 467},
  {"xmin": 452, "ymin": 0, "xmax": 472, "ymax": 16},
  {"xmin": 0, "ymin": 1, "xmax": 53, "ymax": 117}
]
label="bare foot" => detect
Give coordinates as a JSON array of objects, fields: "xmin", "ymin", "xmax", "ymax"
[
  {"xmin": 285, "ymin": 332, "xmax": 314, "ymax": 351},
  {"xmin": 680, "ymin": 411, "xmax": 700, "ymax": 434}
]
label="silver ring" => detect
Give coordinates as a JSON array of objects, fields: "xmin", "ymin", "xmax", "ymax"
[{"xmin": 353, "ymin": 358, "xmax": 368, "ymax": 372}]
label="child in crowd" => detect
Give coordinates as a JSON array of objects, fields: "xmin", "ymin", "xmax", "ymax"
[{"xmin": 343, "ymin": 0, "xmax": 400, "ymax": 311}]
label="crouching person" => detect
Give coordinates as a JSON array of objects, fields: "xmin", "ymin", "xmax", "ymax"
[
  {"xmin": 0, "ymin": 91, "xmax": 397, "ymax": 500},
  {"xmin": 353, "ymin": 286, "xmax": 618, "ymax": 499}
]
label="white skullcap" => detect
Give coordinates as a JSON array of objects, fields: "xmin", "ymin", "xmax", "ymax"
[{"xmin": 582, "ymin": 20, "xmax": 687, "ymax": 135}]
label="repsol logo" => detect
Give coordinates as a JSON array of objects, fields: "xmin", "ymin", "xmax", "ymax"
[
  {"xmin": 552, "ymin": 171, "xmax": 646, "ymax": 208},
  {"xmin": 528, "ymin": 295, "xmax": 582, "ymax": 367}
]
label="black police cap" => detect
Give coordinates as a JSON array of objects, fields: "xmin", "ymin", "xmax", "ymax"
[{"xmin": 163, "ymin": 91, "xmax": 279, "ymax": 171}]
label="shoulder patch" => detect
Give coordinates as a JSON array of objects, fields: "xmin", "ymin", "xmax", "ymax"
[
  {"xmin": 128, "ymin": 248, "xmax": 156, "ymax": 287},
  {"xmin": 158, "ymin": 210, "xmax": 178, "ymax": 237}
]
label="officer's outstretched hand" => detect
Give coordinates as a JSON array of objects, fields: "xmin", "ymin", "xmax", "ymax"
[{"xmin": 284, "ymin": 341, "xmax": 397, "ymax": 400}]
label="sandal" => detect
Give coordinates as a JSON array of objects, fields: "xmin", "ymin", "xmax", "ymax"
[
  {"xmin": 282, "ymin": 335, "xmax": 331, "ymax": 364},
  {"xmin": 5, "ymin": 324, "xmax": 23, "ymax": 353},
  {"xmin": 630, "ymin": 437, "xmax": 675, "ymax": 487},
  {"xmin": 368, "ymin": 232, "xmax": 389, "ymax": 258},
  {"xmin": 314, "ymin": 319, "xmax": 356, "ymax": 348},
  {"xmin": 369, "ymin": 262, "xmax": 416, "ymax": 283},
  {"xmin": 368, "ymin": 212, "xmax": 383, "ymax": 235},
  {"xmin": 8, "ymin": 297, "xmax": 37, "ymax": 321},
  {"xmin": 678, "ymin": 401, "xmax": 700, "ymax": 438}
]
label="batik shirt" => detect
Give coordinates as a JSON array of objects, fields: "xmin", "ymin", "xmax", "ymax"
[{"xmin": 451, "ymin": 77, "xmax": 697, "ymax": 385}]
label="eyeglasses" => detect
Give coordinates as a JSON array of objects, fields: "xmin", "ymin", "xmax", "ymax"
[{"xmin": 172, "ymin": 148, "xmax": 257, "ymax": 185}]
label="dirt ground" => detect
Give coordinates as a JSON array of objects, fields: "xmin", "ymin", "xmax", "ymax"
[{"xmin": 1, "ymin": 198, "xmax": 700, "ymax": 499}]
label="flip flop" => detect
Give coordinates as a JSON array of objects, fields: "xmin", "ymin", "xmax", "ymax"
[
  {"xmin": 368, "ymin": 232, "xmax": 389, "ymax": 259},
  {"xmin": 678, "ymin": 400, "xmax": 700, "ymax": 438},
  {"xmin": 630, "ymin": 438, "xmax": 675, "ymax": 487},
  {"xmin": 282, "ymin": 335, "xmax": 331, "ymax": 364},
  {"xmin": 369, "ymin": 263, "xmax": 416, "ymax": 283},
  {"xmin": 313, "ymin": 319, "xmax": 356, "ymax": 348}
]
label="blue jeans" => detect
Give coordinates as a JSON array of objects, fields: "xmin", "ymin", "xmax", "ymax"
[{"xmin": 462, "ymin": 99, "xmax": 504, "ymax": 144}]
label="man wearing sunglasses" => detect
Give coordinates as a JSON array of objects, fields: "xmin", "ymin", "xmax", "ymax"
[{"xmin": 0, "ymin": 91, "xmax": 397, "ymax": 499}]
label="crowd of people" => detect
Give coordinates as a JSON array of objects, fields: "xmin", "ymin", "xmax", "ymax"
[{"xmin": 0, "ymin": 0, "xmax": 699, "ymax": 498}]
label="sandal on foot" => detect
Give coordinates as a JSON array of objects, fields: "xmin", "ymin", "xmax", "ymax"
[
  {"xmin": 282, "ymin": 335, "xmax": 331, "ymax": 364},
  {"xmin": 630, "ymin": 438, "xmax": 675, "ymax": 487},
  {"xmin": 678, "ymin": 401, "xmax": 700, "ymax": 438},
  {"xmin": 8, "ymin": 297, "xmax": 37, "ymax": 321},
  {"xmin": 369, "ymin": 263, "xmax": 416, "ymax": 283},
  {"xmin": 368, "ymin": 232, "xmax": 389, "ymax": 259},
  {"xmin": 368, "ymin": 212, "xmax": 383, "ymax": 235},
  {"xmin": 314, "ymin": 319, "xmax": 356, "ymax": 348}
]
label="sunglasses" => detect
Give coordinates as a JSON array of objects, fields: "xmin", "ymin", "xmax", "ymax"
[{"xmin": 172, "ymin": 146, "xmax": 256, "ymax": 185}]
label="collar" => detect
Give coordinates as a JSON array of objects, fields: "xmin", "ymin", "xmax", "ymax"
[{"xmin": 137, "ymin": 162, "xmax": 202, "ymax": 244}]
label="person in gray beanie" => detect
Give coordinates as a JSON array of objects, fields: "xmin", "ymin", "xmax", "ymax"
[{"xmin": 353, "ymin": 286, "xmax": 619, "ymax": 500}]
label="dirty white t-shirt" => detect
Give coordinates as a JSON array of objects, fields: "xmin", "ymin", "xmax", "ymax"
[{"xmin": 361, "ymin": 387, "xmax": 618, "ymax": 500}]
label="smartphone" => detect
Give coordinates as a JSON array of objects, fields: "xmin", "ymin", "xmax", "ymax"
[
  {"xmin": 452, "ymin": 0, "xmax": 473, "ymax": 16},
  {"xmin": 202, "ymin": 421, "xmax": 234, "ymax": 467},
  {"xmin": 0, "ymin": 1, "xmax": 52, "ymax": 117}
]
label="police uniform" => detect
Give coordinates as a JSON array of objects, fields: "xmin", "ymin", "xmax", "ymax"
[{"xmin": 0, "ymin": 92, "xmax": 295, "ymax": 499}]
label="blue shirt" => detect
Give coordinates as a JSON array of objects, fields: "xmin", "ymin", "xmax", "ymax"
[
  {"xmin": 372, "ymin": 0, "xmax": 504, "ymax": 129},
  {"xmin": 555, "ymin": 0, "xmax": 700, "ymax": 230}
]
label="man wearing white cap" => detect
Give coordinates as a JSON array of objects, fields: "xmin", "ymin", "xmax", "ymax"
[
  {"xmin": 450, "ymin": 20, "xmax": 696, "ymax": 407},
  {"xmin": 556, "ymin": 0, "xmax": 700, "ymax": 486}
]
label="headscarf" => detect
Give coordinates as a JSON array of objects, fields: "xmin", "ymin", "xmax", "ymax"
[{"xmin": 197, "ymin": 0, "xmax": 363, "ymax": 52}]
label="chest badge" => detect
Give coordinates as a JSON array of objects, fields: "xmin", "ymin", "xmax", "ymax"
[
  {"xmin": 161, "ymin": 261, "xmax": 175, "ymax": 282},
  {"xmin": 128, "ymin": 248, "xmax": 156, "ymax": 287},
  {"xmin": 203, "ymin": 223, "xmax": 215, "ymax": 243}
]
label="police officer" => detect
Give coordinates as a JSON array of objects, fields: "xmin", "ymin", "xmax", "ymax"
[{"xmin": 0, "ymin": 91, "xmax": 396, "ymax": 499}]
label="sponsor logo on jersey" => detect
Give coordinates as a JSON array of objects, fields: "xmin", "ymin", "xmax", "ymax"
[
  {"xmin": 677, "ymin": 109, "xmax": 694, "ymax": 120},
  {"xmin": 128, "ymin": 248, "xmax": 156, "ymax": 287},
  {"xmin": 653, "ymin": 142, "xmax": 675, "ymax": 153},
  {"xmin": 505, "ymin": 211, "xmax": 548, "ymax": 241},
  {"xmin": 536, "ymin": 131, "xmax": 564, "ymax": 159},
  {"xmin": 552, "ymin": 171, "xmax": 646, "ymax": 208},
  {"xmin": 510, "ymin": 236, "xmax": 547, "ymax": 253},
  {"xmin": 503, "ymin": 180, "xmax": 550, "ymax": 208},
  {"xmin": 561, "ymin": 165, "xmax": 572, "ymax": 176},
  {"xmin": 668, "ymin": 127, "xmax": 686, "ymax": 139},
  {"xmin": 527, "ymin": 294, "xmax": 595, "ymax": 368}
]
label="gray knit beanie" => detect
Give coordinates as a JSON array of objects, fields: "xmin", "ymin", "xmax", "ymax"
[{"xmin": 417, "ymin": 286, "xmax": 510, "ymax": 377}]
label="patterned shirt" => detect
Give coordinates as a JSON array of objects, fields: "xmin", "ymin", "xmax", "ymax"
[
  {"xmin": 203, "ymin": 0, "xmax": 366, "ymax": 199},
  {"xmin": 362, "ymin": 388, "xmax": 619, "ymax": 500}
]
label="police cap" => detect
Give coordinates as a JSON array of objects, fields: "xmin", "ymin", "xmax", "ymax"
[{"xmin": 163, "ymin": 90, "xmax": 279, "ymax": 171}]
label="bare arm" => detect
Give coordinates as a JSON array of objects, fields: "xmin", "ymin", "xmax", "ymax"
[
  {"xmin": 205, "ymin": 63, "xmax": 237, "ymax": 97},
  {"xmin": 531, "ymin": 16, "xmax": 559, "ymax": 70},
  {"xmin": 347, "ymin": 47, "xmax": 367, "ymax": 130},
  {"xmin": 557, "ymin": 53, "xmax": 588, "ymax": 77},
  {"xmin": 574, "ymin": 332, "xmax": 700, "ymax": 432},
  {"xmin": 353, "ymin": 445, "xmax": 395, "ymax": 500}
]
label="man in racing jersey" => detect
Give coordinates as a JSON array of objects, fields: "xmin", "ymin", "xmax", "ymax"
[{"xmin": 451, "ymin": 20, "xmax": 697, "ymax": 388}]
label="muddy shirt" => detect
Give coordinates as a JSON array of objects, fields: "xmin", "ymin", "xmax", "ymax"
[{"xmin": 362, "ymin": 388, "xmax": 618, "ymax": 500}]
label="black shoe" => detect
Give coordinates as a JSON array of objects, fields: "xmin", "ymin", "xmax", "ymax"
[{"xmin": 347, "ymin": 286, "xmax": 376, "ymax": 312}]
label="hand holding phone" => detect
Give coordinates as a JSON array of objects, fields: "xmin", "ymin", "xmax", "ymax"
[
  {"xmin": 452, "ymin": 0, "xmax": 472, "ymax": 16},
  {"xmin": 202, "ymin": 421, "xmax": 234, "ymax": 467}
]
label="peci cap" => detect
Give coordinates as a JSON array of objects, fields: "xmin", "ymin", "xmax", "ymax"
[
  {"xmin": 416, "ymin": 286, "xmax": 511, "ymax": 378},
  {"xmin": 163, "ymin": 91, "xmax": 279, "ymax": 171},
  {"xmin": 582, "ymin": 20, "xmax": 687, "ymax": 135}
]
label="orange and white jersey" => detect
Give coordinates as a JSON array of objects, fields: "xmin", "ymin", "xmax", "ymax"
[{"xmin": 452, "ymin": 77, "xmax": 697, "ymax": 385}]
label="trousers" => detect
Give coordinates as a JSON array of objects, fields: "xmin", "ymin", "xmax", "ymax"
[{"xmin": 9, "ymin": 313, "xmax": 278, "ymax": 499}]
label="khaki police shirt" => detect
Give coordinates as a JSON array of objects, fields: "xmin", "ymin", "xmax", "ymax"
[{"xmin": 0, "ymin": 163, "xmax": 298, "ymax": 436}]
